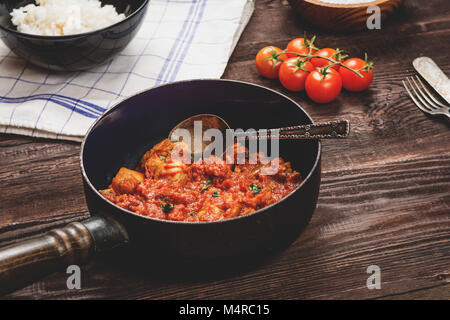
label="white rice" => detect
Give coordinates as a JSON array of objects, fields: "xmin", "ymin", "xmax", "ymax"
[{"xmin": 10, "ymin": 0, "xmax": 126, "ymax": 36}]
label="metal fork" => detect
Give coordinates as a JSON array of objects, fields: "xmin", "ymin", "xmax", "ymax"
[{"xmin": 403, "ymin": 75, "xmax": 450, "ymax": 119}]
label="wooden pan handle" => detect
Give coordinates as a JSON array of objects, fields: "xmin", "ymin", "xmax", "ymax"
[{"xmin": 0, "ymin": 216, "xmax": 128, "ymax": 295}]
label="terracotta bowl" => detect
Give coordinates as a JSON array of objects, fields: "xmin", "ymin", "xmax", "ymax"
[{"xmin": 288, "ymin": 0, "xmax": 404, "ymax": 31}]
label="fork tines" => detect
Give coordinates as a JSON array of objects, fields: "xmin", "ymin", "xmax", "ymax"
[{"xmin": 402, "ymin": 75, "xmax": 450, "ymax": 119}]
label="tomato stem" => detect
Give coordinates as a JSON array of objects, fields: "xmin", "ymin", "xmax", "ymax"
[
  {"xmin": 318, "ymin": 64, "xmax": 337, "ymax": 80},
  {"xmin": 360, "ymin": 52, "xmax": 374, "ymax": 72},
  {"xmin": 264, "ymin": 49, "xmax": 284, "ymax": 71},
  {"xmin": 280, "ymin": 51, "xmax": 364, "ymax": 78},
  {"xmin": 291, "ymin": 57, "xmax": 311, "ymax": 73}
]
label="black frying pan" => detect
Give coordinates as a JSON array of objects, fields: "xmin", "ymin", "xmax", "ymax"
[{"xmin": 0, "ymin": 79, "xmax": 321, "ymax": 295}]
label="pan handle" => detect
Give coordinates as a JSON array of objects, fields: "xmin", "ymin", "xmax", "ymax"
[{"xmin": 0, "ymin": 216, "xmax": 128, "ymax": 296}]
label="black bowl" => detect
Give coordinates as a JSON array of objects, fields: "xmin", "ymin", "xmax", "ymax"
[
  {"xmin": 81, "ymin": 79, "xmax": 322, "ymax": 262},
  {"xmin": 0, "ymin": 0, "xmax": 149, "ymax": 71}
]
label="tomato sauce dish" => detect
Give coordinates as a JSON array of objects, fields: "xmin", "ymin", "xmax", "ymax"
[{"xmin": 100, "ymin": 139, "xmax": 302, "ymax": 222}]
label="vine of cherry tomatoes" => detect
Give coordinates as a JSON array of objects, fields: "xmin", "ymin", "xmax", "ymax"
[{"xmin": 255, "ymin": 36, "xmax": 374, "ymax": 104}]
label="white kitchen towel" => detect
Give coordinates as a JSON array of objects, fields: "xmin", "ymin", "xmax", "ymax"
[{"xmin": 0, "ymin": 0, "xmax": 254, "ymax": 142}]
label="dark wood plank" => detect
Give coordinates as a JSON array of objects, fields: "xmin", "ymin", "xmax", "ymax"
[
  {"xmin": 379, "ymin": 284, "xmax": 450, "ymax": 300},
  {"xmin": 0, "ymin": 136, "xmax": 89, "ymax": 246},
  {"xmin": 0, "ymin": 0, "xmax": 449, "ymax": 299}
]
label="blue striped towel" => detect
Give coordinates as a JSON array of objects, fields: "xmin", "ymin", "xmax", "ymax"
[{"xmin": 0, "ymin": 0, "xmax": 254, "ymax": 142}]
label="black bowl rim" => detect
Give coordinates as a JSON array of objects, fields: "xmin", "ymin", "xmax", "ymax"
[
  {"xmin": 0, "ymin": 0, "xmax": 149, "ymax": 39},
  {"xmin": 80, "ymin": 78, "xmax": 322, "ymax": 226}
]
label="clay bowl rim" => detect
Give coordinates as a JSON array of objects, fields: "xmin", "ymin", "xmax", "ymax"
[{"xmin": 301, "ymin": 0, "xmax": 396, "ymax": 9}]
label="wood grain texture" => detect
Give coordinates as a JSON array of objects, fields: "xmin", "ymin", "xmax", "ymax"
[{"xmin": 0, "ymin": 0, "xmax": 449, "ymax": 299}]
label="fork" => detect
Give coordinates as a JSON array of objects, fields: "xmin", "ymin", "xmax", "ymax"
[{"xmin": 403, "ymin": 75, "xmax": 450, "ymax": 119}]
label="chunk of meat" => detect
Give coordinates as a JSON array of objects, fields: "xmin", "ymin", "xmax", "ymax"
[
  {"xmin": 141, "ymin": 139, "xmax": 190, "ymax": 185},
  {"xmin": 111, "ymin": 167, "xmax": 144, "ymax": 194},
  {"xmin": 159, "ymin": 160, "xmax": 189, "ymax": 184},
  {"xmin": 139, "ymin": 139, "xmax": 175, "ymax": 170},
  {"xmin": 99, "ymin": 188, "xmax": 115, "ymax": 199}
]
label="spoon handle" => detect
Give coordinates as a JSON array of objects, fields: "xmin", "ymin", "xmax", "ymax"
[
  {"xmin": 277, "ymin": 120, "xmax": 350, "ymax": 139},
  {"xmin": 235, "ymin": 120, "xmax": 350, "ymax": 140}
]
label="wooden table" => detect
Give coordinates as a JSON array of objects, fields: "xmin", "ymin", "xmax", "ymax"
[{"xmin": 1, "ymin": 0, "xmax": 449, "ymax": 300}]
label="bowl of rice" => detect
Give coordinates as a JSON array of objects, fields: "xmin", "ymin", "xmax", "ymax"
[
  {"xmin": 288, "ymin": 0, "xmax": 403, "ymax": 31},
  {"xmin": 0, "ymin": 0, "xmax": 149, "ymax": 71}
]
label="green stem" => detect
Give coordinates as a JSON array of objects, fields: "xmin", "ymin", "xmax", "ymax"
[{"xmin": 281, "ymin": 51, "xmax": 364, "ymax": 78}]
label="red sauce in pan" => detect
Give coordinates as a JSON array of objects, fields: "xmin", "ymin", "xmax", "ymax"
[{"xmin": 100, "ymin": 139, "xmax": 301, "ymax": 222}]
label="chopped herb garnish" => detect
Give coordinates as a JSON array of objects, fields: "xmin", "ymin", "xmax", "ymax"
[
  {"xmin": 249, "ymin": 184, "xmax": 262, "ymax": 194},
  {"xmin": 189, "ymin": 212, "xmax": 197, "ymax": 217},
  {"xmin": 212, "ymin": 192, "xmax": 220, "ymax": 197},
  {"xmin": 160, "ymin": 203, "xmax": 173, "ymax": 213},
  {"xmin": 159, "ymin": 155, "xmax": 166, "ymax": 162},
  {"xmin": 201, "ymin": 178, "xmax": 212, "ymax": 192}
]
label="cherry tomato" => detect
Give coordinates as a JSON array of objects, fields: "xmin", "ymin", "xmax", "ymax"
[
  {"xmin": 255, "ymin": 46, "xmax": 287, "ymax": 79},
  {"xmin": 279, "ymin": 57, "xmax": 315, "ymax": 92},
  {"xmin": 310, "ymin": 48, "xmax": 345, "ymax": 71},
  {"xmin": 286, "ymin": 37, "xmax": 318, "ymax": 58},
  {"xmin": 339, "ymin": 57, "xmax": 374, "ymax": 92},
  {"xmin": 305, "ymin": 68, "xmax": 343, "ymax": 104}
]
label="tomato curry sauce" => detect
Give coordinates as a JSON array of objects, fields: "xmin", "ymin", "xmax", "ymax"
[{"xmin": 100, "ymin": 139, "xmax": 301, "ymax": 222}]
